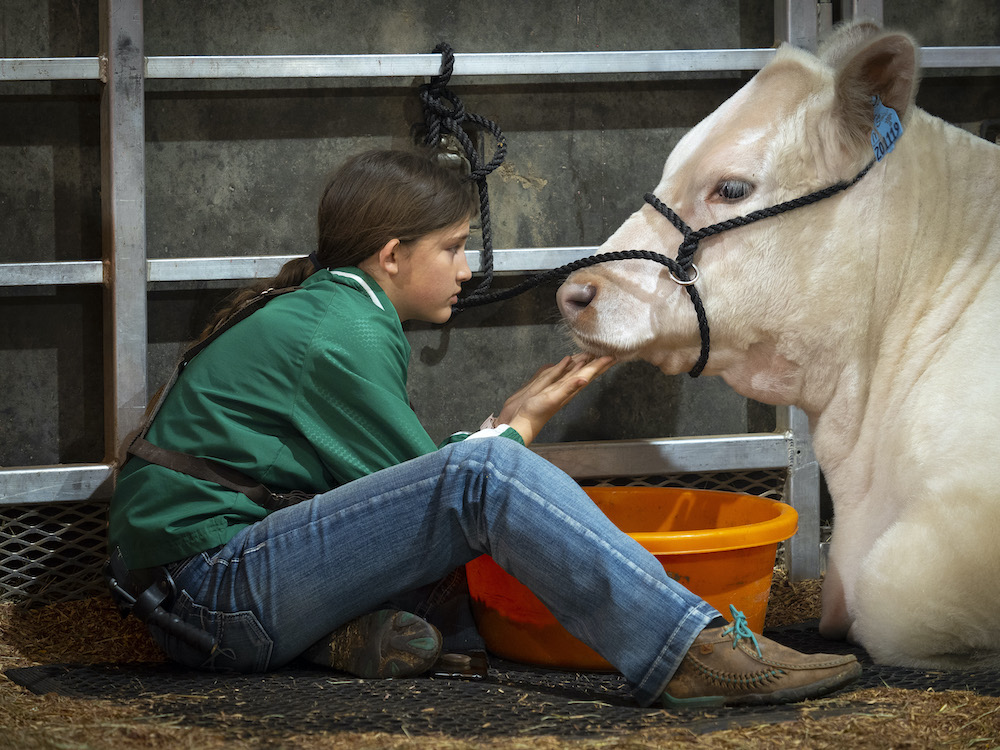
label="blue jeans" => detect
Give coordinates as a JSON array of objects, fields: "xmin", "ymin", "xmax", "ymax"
[{"xmin": 148, "ymin": 438, "xmax": 719, "ymax": 706}]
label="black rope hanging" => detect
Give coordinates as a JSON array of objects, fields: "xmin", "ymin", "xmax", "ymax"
[{"xmin": 420, "ymin": 43, "xmax": 507, "ymax": 302}]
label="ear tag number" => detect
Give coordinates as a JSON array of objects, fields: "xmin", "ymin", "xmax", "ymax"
[{"xmin": 871, "ymin": 95, "xmax": 903, "ymax": 162}]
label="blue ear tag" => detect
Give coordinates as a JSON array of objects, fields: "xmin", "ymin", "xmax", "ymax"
[{"xmin": 871, "ymin": 95, "xmax": 903, "ymax": 162}]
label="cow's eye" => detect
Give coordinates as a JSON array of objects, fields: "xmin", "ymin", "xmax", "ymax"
[{"xmin": 717, "ymin": 179, "xmax": 753, "ymax": 202}]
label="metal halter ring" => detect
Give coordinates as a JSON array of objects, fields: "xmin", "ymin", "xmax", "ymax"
[{"xmin": 668, "ymin": 263, "xmax": 700, "ymax": 286}]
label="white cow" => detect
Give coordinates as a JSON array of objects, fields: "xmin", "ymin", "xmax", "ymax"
[{"xmin": 557, "ymin": 22, "xmax": 1000, "ymax": 669}]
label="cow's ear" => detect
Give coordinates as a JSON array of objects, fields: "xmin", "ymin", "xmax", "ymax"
[
  {"xmin": 827, "ymin": 26, "xmax": 919, "ymax": 148},
  {"xmin": 819, "ymin": 21, "xmax": 883, "ymax": 69}
]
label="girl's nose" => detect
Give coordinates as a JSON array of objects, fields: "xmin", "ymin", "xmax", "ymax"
[{"xmin": 457, "ymin": 250, "xmax": 473, "ymax": 282}]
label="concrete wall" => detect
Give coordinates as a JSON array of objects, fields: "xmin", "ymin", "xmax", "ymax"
[{"xmin": 1, "ymin": 1, "xmax": 998, "ymax": 467}]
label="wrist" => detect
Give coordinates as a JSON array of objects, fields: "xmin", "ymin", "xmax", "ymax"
[{"xmin": 508, "ymin": 416, "xmax": 535, "ymax": 446}]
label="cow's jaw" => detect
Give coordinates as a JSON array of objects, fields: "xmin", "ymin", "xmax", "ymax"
[{"xmin": 716, "ymin": 340, "xmax": 805, "ymax": 406}]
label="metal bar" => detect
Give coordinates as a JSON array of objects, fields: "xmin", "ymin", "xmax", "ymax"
[
  {"xmin": 144, "ymin": 247, "xmax": 600, "ymax": 283},
  {"xmin": 818, "ymin": 1, "xmax": 834, "ymax": 38},
  {"xmin": 776, "ymin": 405, "xmax": 822, "ymax": 580},
  {"xmin": 772, "ymin": 3, "xmax": 824, "ymax": 581},
  {"xmin": 0, "ymin": 247, "xmax": 605, "ymax": 289},
  {"xmin": 10, "ymin": 195, "xmax": 1000, "ymax": 285},
  {"xmin": 482, "ymin": 247, "xmax": 598, "ymax": 273},
  {"xmin": 841, "ymin": 0, "xmax": 884, "ymax": 24},
  {"xmin": 146, "ymin": 47, "xmax": 997, "ymax": 78},
  {"xmin": 0, "ymin": 261, "xmax": 104, "ymax": 286},
  {"xmin": 9, "ymin": 202, "xmax": 1000, "ymax": 283},
  {"xmin": 922, "ymin": 47, "xmax": 1000, "ymax": 68},
  {"xmin": 0, "ymin": 57, "xmax": 103, "ymax": 81},
  {"xmin": 0, "ymin": 432, "xmax": 789, "ymax": 504},
  {"xmin": 147, "ymin": 255, "xmax": 290, "ymax": 282},
  {"xmin": 1, "ymin": 248, "xmax": 600, "ymax": 288},
  {"xmin": 143, "ymin": 47, "xmax": 1000, "ymax": 80},
  {"xmin": 0, "ymin": 465, "xmax": 114, "ymax": 505},
  {"xmin": 775, "ymin": 0, "xmax": 818, "ymax": 51},
  {"xmin": 3, "ymin": 42, "xmax": 998, "ymax": 87},
  {"xmin": 101, "ymin": 0, "xmax": 149, "ymax": 461},
  {"xmin": 145, "ymin": 49, "xmax": 778, "ymax": 80},
  {"xmin": 533, "ymin": 434, "xmax": 790, "ymax": 479}
]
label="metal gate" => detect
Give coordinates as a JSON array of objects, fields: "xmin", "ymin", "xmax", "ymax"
[{"xmin": 1, "ymin": 0, "xmax": 997, "ymax": 604}]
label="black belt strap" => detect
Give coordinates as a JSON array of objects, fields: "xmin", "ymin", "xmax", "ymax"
[{"xmin": 129, "ymin": 436, "xmax": 279, "ymax": 510}]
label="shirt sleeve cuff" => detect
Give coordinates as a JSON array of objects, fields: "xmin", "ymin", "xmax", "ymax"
[{"xmin": 466, "ymin": 423, "xmax": 524, "ymax": 445}]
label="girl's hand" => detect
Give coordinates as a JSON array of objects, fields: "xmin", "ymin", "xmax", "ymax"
[{"xmin": 497, "ymin": 353, "xmax": 616, "ymax": 446}]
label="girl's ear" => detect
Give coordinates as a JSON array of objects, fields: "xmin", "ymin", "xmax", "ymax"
[{"xmin": 375, "ymin": 238, "xmax": 403, "ymax": 277}]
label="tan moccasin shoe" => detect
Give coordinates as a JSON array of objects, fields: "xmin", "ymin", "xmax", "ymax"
[{"xmin": 662, "ymin": 606, "xmax": 861, "ymax": 708}]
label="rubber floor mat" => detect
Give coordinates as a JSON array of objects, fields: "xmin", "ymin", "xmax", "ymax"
[{"xmin": 6, "ymin": 622, "xmax": 999, "ymax": 739}]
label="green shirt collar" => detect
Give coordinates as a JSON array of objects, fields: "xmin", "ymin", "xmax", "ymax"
[{"xmin": 303, "ymin": 266, "xmax": 394, "ymax": 314}]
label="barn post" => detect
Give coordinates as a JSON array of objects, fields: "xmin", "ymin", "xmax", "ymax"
[
  {"xmin": 777, "ymin": 406, "xmax": 823, "ymax": 581},
  {"xmin": 100, "ymin": 0, "xmax": 149, "ymax": 459}
]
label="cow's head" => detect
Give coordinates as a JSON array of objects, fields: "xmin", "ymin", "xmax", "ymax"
[{"xmin": 557, "ymin": 23, "xmax": 918, "ymax": 407}]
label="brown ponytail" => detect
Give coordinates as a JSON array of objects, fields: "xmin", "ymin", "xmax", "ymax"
[{"xmin": 200, "ymin": 148, "xmax": 476, "ymax": 339}]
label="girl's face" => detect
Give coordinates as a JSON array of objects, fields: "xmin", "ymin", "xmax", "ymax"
[{"xmin": 391, "ymin": 218, "xmax": 473, "ymax": 324}]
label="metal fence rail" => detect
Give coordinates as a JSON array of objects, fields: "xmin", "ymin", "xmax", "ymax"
[{"xmin": 4, "ymin": 46, "xmax": 999, "ymax": 83}]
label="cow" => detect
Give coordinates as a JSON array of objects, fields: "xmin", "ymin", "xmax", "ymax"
[{"xmin": 557, "ymin": 21, "xmax": 1000, "ymax": 669}]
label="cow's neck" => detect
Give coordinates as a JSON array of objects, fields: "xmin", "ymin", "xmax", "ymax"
[
  {"xmin": 726, "ymin": 111, "xmax": 1000, "ymax": 487},
  {"xmin": 825, "ymin": 113, "xmax": 1000, "ymax": 453}
]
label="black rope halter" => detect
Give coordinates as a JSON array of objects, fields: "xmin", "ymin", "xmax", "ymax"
[{"xmin": 455, "ymin": 158, "xmax": 876, "ymax": 377}]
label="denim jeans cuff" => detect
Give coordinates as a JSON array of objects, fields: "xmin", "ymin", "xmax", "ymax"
[{"xmin": 633, "ymin": 602, "xmax": 718, "ymax": 707}]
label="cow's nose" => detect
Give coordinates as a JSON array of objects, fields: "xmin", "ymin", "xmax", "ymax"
[{"xmin": 557, "ymin": 281, "xmax": 597, "ymax": 320}]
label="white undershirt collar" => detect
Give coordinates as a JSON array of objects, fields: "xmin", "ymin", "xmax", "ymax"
[{"xmin": 329, "ymin": 270, "xmax": 385, "ymax": 311}]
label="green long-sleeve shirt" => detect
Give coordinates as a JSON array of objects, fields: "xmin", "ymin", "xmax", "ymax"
[{"xmin": 109, "ymin": 267, "xmax": 522, "ymax": 569}]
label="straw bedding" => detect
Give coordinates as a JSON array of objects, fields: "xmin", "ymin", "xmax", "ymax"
[{"xmin": 2, "ymin": 571, "xmax": 998, "ymax": 749}]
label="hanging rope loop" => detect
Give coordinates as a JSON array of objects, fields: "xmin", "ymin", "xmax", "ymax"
[{"xmin": 419, "ymin": 43, "xmax": 508, "ymax": 299}]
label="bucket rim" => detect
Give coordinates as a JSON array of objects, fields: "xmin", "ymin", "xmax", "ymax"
[{"xmin": 582, "ymin": 486, "xmax": 799, "ymax": 555}]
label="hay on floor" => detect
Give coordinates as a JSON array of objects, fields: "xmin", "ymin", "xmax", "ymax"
[
  {"xmin": 3, "ymin": 571, "xmax": 1000, "ymax": 750},
  {"xmin": 0, "ymin": 567, "xmax": 823, "ymax": 668}
]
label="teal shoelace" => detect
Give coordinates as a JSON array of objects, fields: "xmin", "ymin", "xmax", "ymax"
[{"xmin": 722, "ymin": 604, "xmax": 763, "ymax": 658}]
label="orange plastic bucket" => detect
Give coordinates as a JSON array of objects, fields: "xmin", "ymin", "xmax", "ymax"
[{"xmin": 465, "ymin": 486, "xmax": 798, "ymax": 670}]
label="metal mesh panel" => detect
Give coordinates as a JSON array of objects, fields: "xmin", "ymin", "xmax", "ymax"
[
  {"xmin": 0, "ymin": 469, "xmax": 786, "ymax": 606},
  {"xmin": 0, "ymin": 501, "xmax": 110, "ymax": 606},
  {"xmin": 586, "ymin": 468, "xmax": 786, "ymax": 499}
]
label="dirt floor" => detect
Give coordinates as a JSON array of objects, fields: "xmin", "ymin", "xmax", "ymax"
[{"xmin": 2, "ymin": 572, "xmax": 999, "ymax": 750}]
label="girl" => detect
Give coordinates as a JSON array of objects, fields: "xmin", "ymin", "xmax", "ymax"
[{"xmin": 109, "ymin": 148, "xmax": 859, "ymax": 707}]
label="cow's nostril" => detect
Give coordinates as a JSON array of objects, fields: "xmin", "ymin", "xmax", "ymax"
[{"xmin": 557, "ymin": 282, "xmax": 597, "ymax": 318}]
